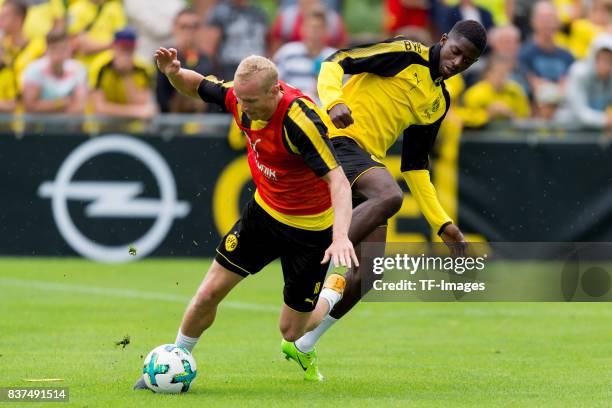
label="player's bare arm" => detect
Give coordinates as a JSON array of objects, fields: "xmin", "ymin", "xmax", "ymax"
[
  {"xmin": 321, "ymin": 166, "xmax": 359, "ymax": 269},
  {"xmin": 155, "ymin": 47, "xmax": 204, "ymax": 98}
]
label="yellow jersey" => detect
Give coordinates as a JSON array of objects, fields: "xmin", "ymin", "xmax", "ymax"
[
  {"xmin": 1, "ymin": 36, "xmax": 46, "ymax": 90},
  {"xmin": 318, "ymin": 39, "xmax": 450, "ymax": 168},
  {"xmin": 89, "ymin": 51, "xmax": 152, "ymax": 104},
  {"xmin": 318, "ymin": 38, "xmax": 454, "ymax": 234},
  {"xmin": 68, "ymin": 0, "xmax": 127, "ymax": 66}
]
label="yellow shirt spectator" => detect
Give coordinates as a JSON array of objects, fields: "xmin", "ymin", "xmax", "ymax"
[
  {"xmin": 461, "ymin": 54, "xmax": 530, "ymax": 127},
  {"xmin": 443, "ymin": 0, "xmax": 510, "ymax": 25},
  {"xmin": 68, "ymin": 0, "xmax": 127, "ymax": 67},
  {"xmin": 1, "ymin": 35, "xmax": 46, "ymax": 90},
  {"xmin": 89, "ymin": 50, "xmax": 152, "ymax": 104},
  {"xmin": 0, "ymin": 66, "xmax": 17, "ymax": 111},
  {"xmin": 566, "ymin": 0, "xmax": 612, "ymax": 59},
  {"xmin": 0, "ymin": 0, "xmax": 46, "ymax": 91},
  {"xmin": 2, "ymin": 37, "xmax": 46, "ymax": 89},
  {"xmin": 0, "ymin": 0, "xmax": 65, "ymax": 40},
  {"xmin": 88, "ymin": 29, "xmax": 156, "ymax": 123}
]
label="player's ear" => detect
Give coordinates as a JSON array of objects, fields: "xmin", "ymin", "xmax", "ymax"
[
  {"xmin": 440, "ymin": 33, "xmax": 448, "ymax": 46},
  {"xmin": 270, "ymin": 82, "xmax": 280, "ymax": 95}
]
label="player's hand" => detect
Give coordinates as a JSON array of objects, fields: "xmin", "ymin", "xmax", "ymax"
[
  {"xmin": 440, "ymin": 223, "xmax": 467, "ymax": 257},
  {"xmin": 155, "ymin": 47, "xmax": 181, "ymax": 76},
  {"xmin": 328, "ymin": 103, "xmax": 354, "ymax": 129},
  {"xmin": 321, "ymin": 236, "xmax": 359, "ymax": 269}
]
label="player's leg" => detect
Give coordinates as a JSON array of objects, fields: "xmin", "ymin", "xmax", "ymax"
[
  {"xmin": 178, "ymin": 260, "xmax": 244, "ymax": 340},
  {"xmin": 134, "ymin": 199, "xmax": 278, "ymax": 390},
  {"xmin": 330, "ymin": 226, "xmax": 386, "ymax": 319},
  {"xmin": 290, "ymin": 166, "xmax": 401, "ymax": 358},
  {"xmin": 330, "ymin": 167, "xmax": 402, "ymax": 318},
  {"xmin": 278, "ymin": 229, "xmax": 345, "ymax": 381},
  {"xmin": 278, "ymin": 273, "xmax": 346, "ymax": 341},
  {"xmin": 175, "ymin": 199, "xmax": 279, "ymax": 352},
  {"xmin": 134, "ymin": 262, "xmax": 244, "ymax": 390},
  {"xmin": 347, "ymin": 167, "xmax": 403, "ymax": 245}
]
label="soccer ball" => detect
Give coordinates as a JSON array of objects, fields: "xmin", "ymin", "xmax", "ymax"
[{"xmin": 142, "ymin": 344, "xmax": 197, "ymax": 393}]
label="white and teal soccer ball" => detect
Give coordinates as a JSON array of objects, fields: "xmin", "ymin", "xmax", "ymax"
[{"xmin": 142, "ymin": 344, "xmax": 197, "ymax": 393}]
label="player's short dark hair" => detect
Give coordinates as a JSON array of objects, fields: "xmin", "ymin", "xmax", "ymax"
[
  {"xmin": 3, "ymin": 0, "xmax": 28, "ymax": 19},
  {"xmin": 449, "ymin": 20, "xmax": 487, "ymax": 54}
]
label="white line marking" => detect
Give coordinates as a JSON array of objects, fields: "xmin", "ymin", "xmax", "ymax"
[{"xmin": 0, "ymin": 278, "xmax": 278, "ymax": 313}]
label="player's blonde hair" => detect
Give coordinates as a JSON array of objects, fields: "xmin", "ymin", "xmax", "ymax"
[{"xmin": 234, "ymin": 55, "xmax": 279, "ymax": 93}]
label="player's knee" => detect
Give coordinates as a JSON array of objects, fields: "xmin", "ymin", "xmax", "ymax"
[
  {"xmin": 382, "ymin": 190, "xmax": 404, "ymax": 218},
  {"xmin": 279, "ymin": 323, "xmax": 303, "ymax": 342},
  {"xmin": 378, "ymin": 190, "xmax": 403, "ymax": 219},
  {"xmin": 191, "ymin": 288, "xmax": 221, "ymax": 312}
]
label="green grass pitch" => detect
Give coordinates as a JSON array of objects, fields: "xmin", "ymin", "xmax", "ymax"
[{"xmin": 1, "ymin": 257, "xmax": 611, "ymax": 407}]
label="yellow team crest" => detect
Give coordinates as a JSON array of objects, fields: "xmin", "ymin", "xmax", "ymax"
[{"xmin": 225, "ymin": 234, "xmax": 238, "ymax": 252}]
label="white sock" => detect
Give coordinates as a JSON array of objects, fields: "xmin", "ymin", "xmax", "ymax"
[
  {"xmin": 295, "ymin": 315, "xmax": 338, "ymax": 352},
  {"xmin": 175, "ymin": 330, "xmax": 200, "ymax": 352},
  {"xmin": 319, "ymin": 287, "xmax": 342, "ymax": 311}
]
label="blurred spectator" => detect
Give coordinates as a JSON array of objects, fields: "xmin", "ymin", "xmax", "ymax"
[
  {"xmin": 513, "ymin": 0, "xmax": 581, "ymax": 41},
  {"xmin": 124, "ymin": 0, "xmax": 185, "ymax": 61},
  {"xmin": 19, "ymin": 0, "xmax": 65, "ymax": 40},
  {"xmin": 191, "ymin": 0, "xmax": 217, "ymax": 17},
  {"xmin": 384, "ymin": 0, "xmax": 432, "ymax": 36},
  {"xmin": 394, "ymin": 25, "xmax": 434, "ymax": 44},
  {"xmin": 279, "ymin": 0, "xmax": 343, "ymax": 13},
  {"xmin": 68, "ymin": 0, "xmax": 127, "ymax": 67},
  {"xmin": 441, "ymin": 0, "xmax": 512, "ymax": 26},
  {"xmin": 0, "ymin": 0, "xmax": 46, "ymax": 90},
  {"xmin": 488, "ymin": 24, "xmax": 529, "ymax": 92},
  {"xmin": 200, "ymin": 0, "xmax": 267, "ymax": 80},
  {"xmin": 567, "ymin": 0, "xmax": 612, "ymax": 59},
  {"xmin": 511, "ymin": 0, "xmax": 534, "ymax": 40},
  {"xmin": 89, "ymin": 28, "xmax": 156, "ymax": 119},
  {"xmin": 273, "ymin": 6, "xmax": 336, "ymax": 105},
  {"xmin": 519, "ymin": 1, "xmax": 574, "ymax": 118},
  {"xmin": 22, "ymin": 29, "xmax": 87, "ymax": 113},
  {"xmin": 269, "ymin": 0, "xmax": 347, "ymax": 55},
  {"xmin": 555, "ymin": 0, "xmax": 582, "ymax": 29},
  {"xmin": 439, "ymin": 0, "xmax": 495, "ymax": 35},
  {"xmin": 156, "ymin": 7, "xmax": 212, "ymax": 113},
  {"xmin": 556, "ymin": 34, "xmax": 612, "ymax": 129},
  {"xmin": 0, "ymin": 62, "xmax": 16, "ymax": 112},
  {"xmin": 461, "ymin": 54, "xmax": 530, "ymax": 127}
]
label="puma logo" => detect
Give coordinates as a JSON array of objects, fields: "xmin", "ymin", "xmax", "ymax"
[
  {"xmin": 248, "ymin": 138, "xmax": 261, "ymax": 158},
  {"xmin": 410, "ymin": 72, "xmax": 422, "ymax": 92},
  {"xmin": 304, "ymin": 297, "xmax": 315, "ymax": 306},
  {"xmin": 414, "ymin": 72, "xmax": 421, "ymax": 85}
]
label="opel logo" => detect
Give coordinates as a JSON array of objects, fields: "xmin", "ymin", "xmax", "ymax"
[{"xmin": 38, "ymin": 135, "xmax": 190, "ymax": 263}]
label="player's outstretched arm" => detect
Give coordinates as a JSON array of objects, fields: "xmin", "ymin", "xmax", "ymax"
[
  {"xmin": 318, "ymin": 39, "xmax": 426, "ymax": 128},
  {"xmin": 402, "ymin": 170, "xmax": 466, "ymax": 256},
  {"xmin": 317, "ymin": 60, "xmax": 353, "ymax": 129},
  {"xmin": 155, "ymin": 47, "xmax": 204, "ymax": 99},
  {"xmin": 321, "ymin": 166, "xmax": 359, "ymax": 269}
]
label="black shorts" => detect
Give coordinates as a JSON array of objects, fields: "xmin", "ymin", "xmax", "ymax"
[
  {"xmin": 215, "ymin": 199, "xmax": 332, "ymax": 312},
  {"xmin": 331, "ymin": 136, "xmax": 387, "ymax": 206}
]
